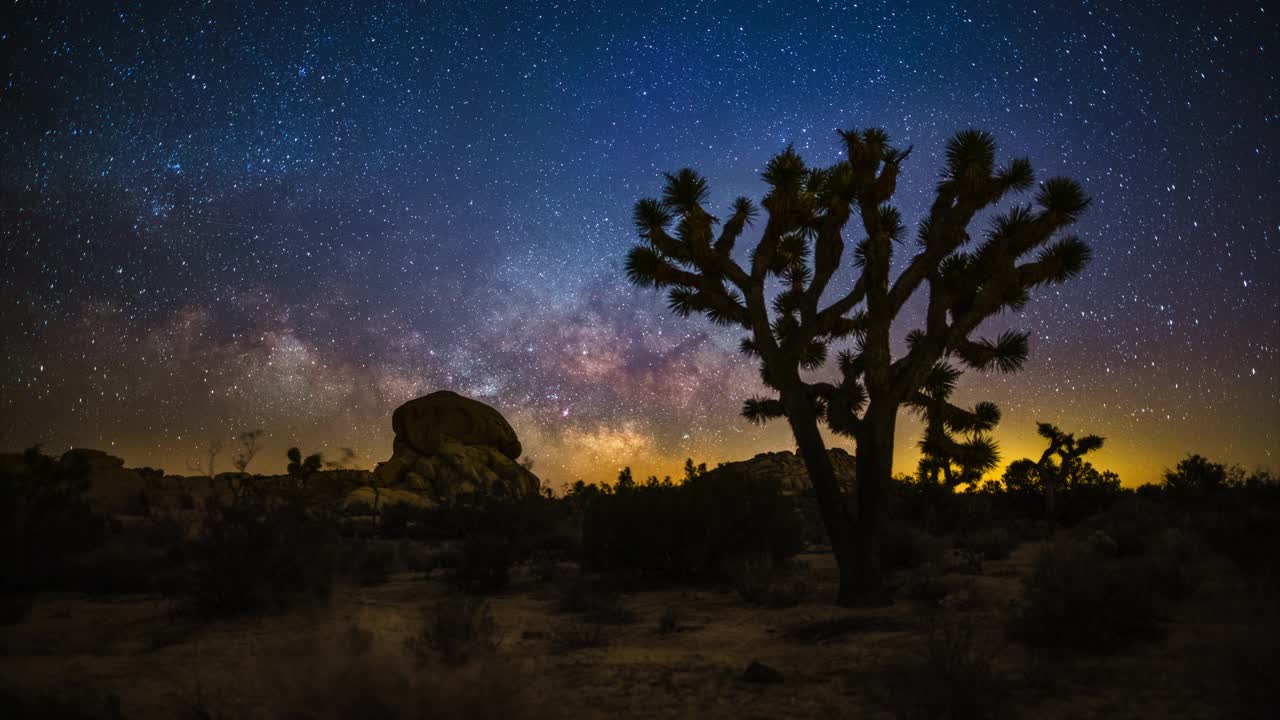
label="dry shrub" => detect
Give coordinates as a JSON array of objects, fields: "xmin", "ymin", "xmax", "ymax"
[
  {"xmin": 550, "ymin": 621, "xmax": 607, "ymax": 654},
  {"xmin": 341, "ymin": 539, "xmax": 402, "ymax": 587},
  {"xmin": 551, "ymin": 576, "xmax": 636, "ymax": 624},
  {"xmin": 886, "ymin": 612, "xmax": 1007, "ymax": 720},
  {"xmin": 182, "ymin": 500, "xmax": 337, "ymax": 617},
  {"xmin": 728, "ymin": 555, "xmax": 814, "ymax": 608},
  {"xmin": 881, "ymin": 524, "xmax": 945, "ymax": 572},
  {"xmin": 204, "ymin": 620, "xmax": 535, "ymax": 720},
  {"xmin": 404, "ymin": 595, "xmax": 501, "ymax": 666},
  {"xmin": 454, "ymin": 531, "xmax": 514, "ymax": 594},
  {"xmin": 962, "ymin": 527, "xmax": 1017, "ymax": 561},
  {"xmin": 1203, "ymin": 577, "xmax": 1280, "ymax": 720},
  {"xmin": 1011, "ymin": 539, "xmax": 1163, "ymax": 652}
]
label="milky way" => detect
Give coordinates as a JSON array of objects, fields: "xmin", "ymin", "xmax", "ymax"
[{"xmin": 1, "ymin": 1, "xmax": 1276, "ymax": 486}]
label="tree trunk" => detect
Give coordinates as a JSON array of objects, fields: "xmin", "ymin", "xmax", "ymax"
[
  {"xmin": 1044, "ymin": 476, "xmax": 1056, "ymax": 538},
  {"xmin": 784, "ymin": 395, "xmax": 860, "ymax": 605},
  {"xmin": 852, "ymin": 409, "xmax": 896, "ymax": 599}
]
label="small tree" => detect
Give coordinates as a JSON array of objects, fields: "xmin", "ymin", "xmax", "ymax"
[
  {"xmin": 286, "ymin": 447, "xmax": 323, "ymax": 482},
  {"xmin": 1034, "ymin": 423, "xmax": 1104, "ymax": 536},
  {"xmin": 187, "ymin": 439, "xmax": 223, "ymax": 480},
  {"xmin": 1001, "ymin": 458, "xmax": 1044, "ymax": 495},
  {"xmin": 683, "ymin": 458, "xmax": 708, "ymax": 483},
  {"xmin": 231, "ymin": 429, "xmax": 264, "ymax": 474},
  {"xmin": 626, "ymin": 128, "xmax": 1092, "ymax": 601},
  {"xmin": 1162, "ymin": 454, "xmax": 1228, "ymax": 495}
]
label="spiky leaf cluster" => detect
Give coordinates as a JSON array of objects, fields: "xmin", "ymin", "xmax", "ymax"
[
  {"xmin": 907, "ymin": 363, "xmax": 1002, "ymax": 487},
  {"xmin": 1035, "ymin": 423, "xmax": 1105, "ymax": 479}
]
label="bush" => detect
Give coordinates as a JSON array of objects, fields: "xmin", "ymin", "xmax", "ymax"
[
  {"xmin": 886, "ymin": 612, "xmax": 1006, "ymax": 720},
  {"xmin": 60, "ymin": 542, "xmax": 180, "ymax": 596},
  {"xmin": 182, "ymin": 498, "xmax": 337, "ymax": 617},
  {"xmin": 580, "ymin": 470, "xmax": 803, "ymax": 581},
  {"xmin": 880, "ymin": 524, "xmax": 944, "ymax": 572},
  {"xmin": 405, "ymin": 596, "xmax": 500, "ymax": 665},
  {"xmin": 550, "ymin": 622, "xmax": 607, "ymax": 654},
  {"xmin": 454, "ymin": 532, "xmax": 514, "ymax": 594},
  {"xmin": 1011, "ymin": 540, "xmax": 1163, "ymax": 652},
  {"xmin": 1084, "ymin": 497, "xmax": 1165, "ymax": 557},
  {"xmin": 961, "ymin": 528, "xmax": 1016, "ymax": 561},
  {"xmin": 0, "ymin": 447, "xmax": 108, "ymax": 592},
  {"xmin": 265, "ymin": 624, "xmax": 531, "ymax": 720},
  {"xmin": 341, "ymin": 540, "xmax": 401, "ymax": 587},
  {"xmin": 728, "ymin": 555, "xmax": 814, "ymax": 608},
  {"xmin": 551, "ymin": 576, "xmax": 637, "ymax": 624},
  {"xmin": 1194, "ymin": 497, "xmax": 1280, "ymax": 572}
]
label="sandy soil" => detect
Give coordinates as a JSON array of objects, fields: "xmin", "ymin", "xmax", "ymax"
[{"xmin": 0, "ymin": 544, "xmax": 1261, "ymax": 719}]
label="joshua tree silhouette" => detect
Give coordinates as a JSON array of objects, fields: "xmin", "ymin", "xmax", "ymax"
[
  {"xmin": 1034, "ymin": 422, "xmax": 1105, "ymax": 536},
  {"xmin": 913, "ymin": 363, "xmax": 1001, "ymax": 489},
  {"xmin": 625, "ymin": 128, "xmax": 1092, "ymax": 602}
]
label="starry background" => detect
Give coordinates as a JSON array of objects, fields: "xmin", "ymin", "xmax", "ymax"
[{"xmin": 1, "ymin": 0, "xmax": 1276, "ymax": 487}]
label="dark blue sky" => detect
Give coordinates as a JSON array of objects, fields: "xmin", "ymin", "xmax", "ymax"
[{"xmin": 1, "ymin": 1, "xmax": 1276, "ymax": 484}]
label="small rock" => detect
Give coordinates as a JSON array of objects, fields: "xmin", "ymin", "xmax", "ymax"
[{"xmin": 742, "ymin": 660, "xmax": 783, "ymax": 684}]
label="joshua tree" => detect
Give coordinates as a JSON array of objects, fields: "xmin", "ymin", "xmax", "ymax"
[
  {"xmin": 186, "ymin": 438, "xmax": 223, "ymax": 495},
  {"xmin": 286, "ymin": 447, "xmax": 323, "ymax": 482},
  {"xmin": 625, "ymin": 128, "xmax": 1092, "ymax": 602},
  {"xmin": 1034, "ymin": 422, "xmax": 1104, "ymax": 536},
  {"xmin": 231, "ymin": 429, "xmax": 264, "ymax": 474},
  {"xmin": 913, "ymin": 363, "xmax": 1001, "ymax": 489}
]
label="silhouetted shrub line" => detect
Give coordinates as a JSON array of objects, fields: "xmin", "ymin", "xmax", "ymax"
[{"xmin": 577, "ymin": 469, "xmax": 804, "ymax": 581}]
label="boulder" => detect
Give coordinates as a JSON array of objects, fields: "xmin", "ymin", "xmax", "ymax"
[
  {"xmin": 703, "ymin": 448, "xmax": 856, "ymax": 494},
  {"xmin": 61, "ymin": 449, "xmax": 148, "ymax": 516},
  {"xmin": 392, "ymin": 390, "xmax": 522, "ymax": 459},
  {"xmin": 742, "ymin": 660, "xmax": 784, "ymax": 684},
  {"xmin": 375, "ymin": 391, "xmax": 541, "ymax": 501}
]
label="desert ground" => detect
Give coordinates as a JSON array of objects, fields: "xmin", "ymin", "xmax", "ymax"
[{"xmin": 3, "ymin": 534, "xmax": 1272, "ymax": 720}]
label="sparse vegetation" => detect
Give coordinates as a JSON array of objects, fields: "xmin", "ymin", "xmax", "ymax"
[
  {"xmin": 578, "ymin": 467, "xmax": 803, "ymax": 581},
  {"xmin": 886, "ymin": 611, "xmax": 1007, "ymax": 720},
  {"xmin": 405, "ymin": 596, "xmax": 501, "ymax": 665},
  {"xmin": 961, "ymin": 527, "xmax": 1017, "ymax": 561},
  {"xmin": 182, "ymin": 496, "xmax": 337, "ymax": 617},
  {"xmin": 550, "ymin": 621, "xmax": 608, "ymax": 653},
  {"xmin": 728, "ymin": 555, "xmax": 814, "ymax": 608},
  {"xmin": 551, "ymin": 575, "xmax": 637, "ymax": 624},
  {"xmin": 1011, "ymin": 538, "xmax": 1165, "ymax": 652},
  {"xmin": 1, "ymin": 439, "xmax": 1274, "ymax": 719},
  {"xmin": 0, "ymin": 446, "xmax": 107, "ymax": 592}
]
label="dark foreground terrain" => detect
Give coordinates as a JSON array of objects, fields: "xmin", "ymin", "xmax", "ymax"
[
  {"xmin": 3, "ymin": 538, "xmax": 1276, "ymax": 719},
  {"xmin": 2, "ymin": 448, "xmax": 1277, "ymax": 719}
]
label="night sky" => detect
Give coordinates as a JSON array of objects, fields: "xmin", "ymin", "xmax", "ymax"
[{"xmin": 1, "ymin": 1, "xmax": 1276, "ymax": 487}]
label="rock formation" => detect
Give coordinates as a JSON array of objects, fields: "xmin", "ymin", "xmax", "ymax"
[
  {"xmin": 59, "ymin": 449, "xmax": 149, "ymax": 515},
  {"xmin": 373, "ymin": 390, "xmax": 540, "ymax": 501},
  {"xmin": 704, "ymin": 448, "xmax": 856, "ymax": 494}
]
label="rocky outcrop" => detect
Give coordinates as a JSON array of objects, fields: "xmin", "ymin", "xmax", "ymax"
[
  {"xmin": 373, "ymin": 391, "xmax": 540, "ymax": 501},
  {"xmin": 705, "ymin": 448, "xmax": 856, "ymax": 494},
  {"xmin": 60, "ymin": 449, "xmax": 148, "ymax": 515}
]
